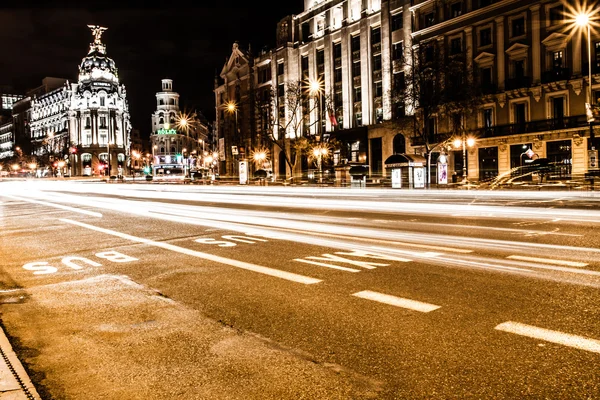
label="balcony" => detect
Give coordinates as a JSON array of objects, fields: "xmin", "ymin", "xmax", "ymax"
[
  {"xmin": 505, "ymin": 76, "xmax": 532, "ymax": 90},
  {"xmin": 334, "ymin": 58, "xmax": 342, "ymax": 68},
  {"xmin": 372, "ymin": 42, "xmax": 381, "ymax": 54},
  {"xmin": 473, "ymin": 114, "xmax": 588, "ymax": 138},
  {"xmin": 353, "ymin": 76, "xmax": 361, "ymax": 86},
  {"xmin": 542, "ymin": 67, "xmax": 570, "ymax": 84},
  {"xmin": 354, "ymin": 101, "xmax": 362, "ymax": 112},
  {"xmin": 334, "ymin": 82, "xmax": 343, "ymax": 91},
  {"xmin": 352, "ymin": 50, "xmax": 361, "ymax": 60},
  {"xmin": 373, "ymin": 70, "xmax": 382, "ymax": 82},
  {"xmin": 317, "ymin": 64, "xmax": 325, "ymax": 75}
]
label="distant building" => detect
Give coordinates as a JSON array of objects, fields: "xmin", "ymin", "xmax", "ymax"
[
  {"xmin": 150, "ymin": 79, "xmax": 209, "ymax": 177},
  {"xmin": 0, "ymin": 118, "xmax": 14, "ymax": 160}
]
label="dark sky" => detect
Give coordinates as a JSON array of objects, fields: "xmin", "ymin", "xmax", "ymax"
[{"xmin": 0, "ymin": 0, "xmax": 302, "ymax": 139}]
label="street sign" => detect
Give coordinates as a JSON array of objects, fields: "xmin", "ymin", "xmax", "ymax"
[
  {"xmin": 525, "ymin": 148, "xmax": 535, "ymax": 159},
  {"xmin": 232, "ymin": 146, "xmax": 238, "ymax": 155}
]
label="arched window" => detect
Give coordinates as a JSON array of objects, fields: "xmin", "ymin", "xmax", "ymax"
[
  {"xmin": 160, "ymin": 147, "xmax": 165, "ymax": 153},
  {"xmin": 159, "ymin": 99, "xmax": 164, "ymax": 105},
  {"xmin": 393, "ymin": 134, "xmax": 406, "ymax": 154},
  {"xmin": 169, "ymin": 99, "xmax": 175, "ymax": 105},
  {"xmin": 171, "ymin": 147, "xmax": 176, "ymax": 153}
]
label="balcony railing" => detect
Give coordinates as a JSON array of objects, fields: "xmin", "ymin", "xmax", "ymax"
[
  {"xmin": 372, "ymin": 42, "xmax": 381, "ymax": 54},
  {"xmin": 541, "ymin": 67, "xmax": 570, "ymax": 83},
  {"xmin": 505, "ymin": 76, "xmax": 532, "ymax": 90},
  {"xmin": 334, "ymin": 58, "xmax": 342, "ymax": 68},
  {"xmin": 373, "ymin": 70, "xmax": 382, "ymax": 82},
  {"xmin": 473, "ymin": 114, "xmax": 588, "ymax": 138},
  {"xmin": 353, "ymin": 76, "xmax": 361, "ymax": 86},
  {"xmin": 352, "ymin": 50, "xmax": 361, "ymax": 60}
]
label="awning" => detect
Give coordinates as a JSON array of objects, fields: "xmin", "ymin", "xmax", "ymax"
[{"xmin": 384, "ymin": 153, "xmax": 427, "ymax": 168}]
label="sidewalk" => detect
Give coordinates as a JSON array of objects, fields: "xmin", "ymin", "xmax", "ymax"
[{"xmin": 0, "ymin": 325, "xmax": 41, "ymax": 400}]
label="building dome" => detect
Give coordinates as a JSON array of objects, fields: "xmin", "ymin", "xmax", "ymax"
[{"xmin": 78, "ymin": 26, "xmax": 119, "ymax": 85}]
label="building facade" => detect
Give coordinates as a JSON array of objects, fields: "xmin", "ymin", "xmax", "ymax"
[
  {"xmin": 24, "ymin": 27, "xmax": 131, "ymax": 177},
  {"xmin": 216, "ymin": 0, "xmax": 599, "ymax": 184},
  {"xmin": 151, "ymin": 79, "xmax": 209, "ymax": 177},
  {"xmin": 0, "ymin": 119, "xmax": 14, "ymax": 161}
]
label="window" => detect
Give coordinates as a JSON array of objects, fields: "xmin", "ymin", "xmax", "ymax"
[
  {"xmin": 552, "ymin": 97, "xmax": 564, "ymax": 121},
  {"xmin": 100, "ymin": 117, "xmax": 106, "ymax": 128},
  {"xmin": 514, "ymin": 60, "xmax": 525, "ymax": 78},
  {"xmin": 511, "ymin": 17, "xmax": 525, "ymax": 37},
  {"xmin": 302, "ymin": 22, "xmax": 311, "ymax": 42},
  {"xmin": 450, "ymin": 38, "xmax": 462, "ymax": 55},
  {"xmin": 99, "ymin": 133, "xmax": 107, "ymax": 145},
  {"xmin": 351, "ymin": 35, "xmax": 361, "ymax": 52},
  {"xmin": 374, "ymin": 81, "xmax": 383, "ymax": 97},
  {"xmin": 481, "ymin": 67, "xmax": 493, "ymax": 90},
  {"xmin": 514, "ymin": 103, "xmax": 527, "ymax": 125},
  {"xmin": 424, "ymin": 12, "xmax": 435, "ymax": 28},
  {"xmin": 353, "ymin": 86, "xmax": 362, "ymax": 102},
  {"xmin": 424, "ymin": 45, "xmax": 435, "ymax": 63},
  {"xmin": 394, "ymin": 72, "xmax": 405, "ymax": 91},
  {"xmin": 392, "ymin": 42, "xmax": 403, "ymax": 61},
  {"xmin": 375, "ymin": 108, "xmax": 383, "ymax": 123},
  {"xmin": 373, "ymin": 54, "xmax": 382, "ymax": 71},
  {"xmin": 352, "ymin": 61, "xmax": 361, "ymax": 77},
  {"xmin": 100, "ymin": 97, "xmax": 105, "ymax": 106},
  {"xmin": 479, "ymin": 27, "xmax": 492, "ymax": 47},
  {"xmin": 317, "ymin": 49, "xmax": 325, "ymax": 66},
  {"xmin": 333, "ymin": 42, "xmax": 342, "ymax": 59},
  {"xmin": 159, "ymin": 99, "xmax": 164, "ymax": 105},
  {"xmin": 553, "ymin": 50, "xmax": 563, "ymax": 69},
  {"xmin": 355, "ymin": 113, "xmax": 363, "ymax": 127},
  {"xmin": 316, "ymin": 14, "xmax": 325, "ymax": 36},
  {"xmin": 277, "ymin": 62, "xmax": 284, "ymax": 76},
  {"xmin": 549, "ymin": 5, "xmax": 564, "ymax": 26},
  {"xmin": 483, "ymin": 108, "xmax": 493, "ymax": 128},
  {"xmin": 450, "ymin": 2, "xmax": 462, "ymax": 18},
  {"xmin": 391, "ymin": 13, "xmax": 403, "ymax": 31},
  {"xmin": 277, "ymin": 84, "xmax": 285, "ymax": 97},
  {"xmin": 478, "ymin": 0, "xmax": 493, "ymax": 8},
  {"xmin": 334, "ymin": 68, "xmax": 343, "ymax": 83},
  {"xmin": 371, "ymin": 27, "xmax": 381, "ymax": 45},
  {"xmin": 301, "ymin": 55, "xmax": 309, "ymax": 78},
  {"xmin": 86, "ymin": 117, "xmax": 91, "ymax": 128}
]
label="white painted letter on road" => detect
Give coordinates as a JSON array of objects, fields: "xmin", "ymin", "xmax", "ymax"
[
  {"xmin": 23, "ymin": 262, "xmax": 58, "ymax": 275},
  {"xmin": 95, "ymin": 251, "xmax": 138, "ymax": 263},
  {"xmin": 195, "ymin": 238, "xmax": 236, "ymax": 247},
  {"xmin": 61, "ymin": 256, "xmax": 102, "ymax": 270},
  {"xmin": 221, "ymin": 235, "xmax": 268, "ymax": 244}
]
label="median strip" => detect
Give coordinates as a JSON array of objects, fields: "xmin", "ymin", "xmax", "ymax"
[
  {"xmin": 59, "ymin": 218, "xmax": 322, "ymax": 285},
  {"xmin": 352, "ymin": 290, "xmax": 441, "ymax": 313},
  {"xmin": 495, "ymin": 321, "xmax": 600, "ymax": 354}
]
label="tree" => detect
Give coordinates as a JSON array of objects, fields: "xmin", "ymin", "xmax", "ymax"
[
  {"xmin": 256, "ymin": 80, "xmax": 335, "ymax": 182},
  {"xmin": 391, "ymin": 42, "xmax": 480, "ymax": 156}
]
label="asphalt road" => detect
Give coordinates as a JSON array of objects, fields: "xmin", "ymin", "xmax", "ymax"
[{"xmin": 1, "ymin": 181, "xmax": 599, "ymax": 399}]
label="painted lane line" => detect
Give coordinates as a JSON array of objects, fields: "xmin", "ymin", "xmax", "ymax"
[
  {"xmin": 2, "ymin": 194, "xmax": 102, "ymax": 217},
  {"xmin": 352, "ymin": 290, "xmax": 441, "ymax": 313},
  {"xmin": 59, "ymin": 218, "xmax": 321, "ymax": 285},
  {"xmin": 495, "ymin": 321, "xmax": 600, "ymax": 354},
  {"xmin": 293, "ymin": 259, "xmax": 360, "ymax": 272},
  {"xmin": 506, "ymin": 255, "xmax": 588, "ymax": 268}
]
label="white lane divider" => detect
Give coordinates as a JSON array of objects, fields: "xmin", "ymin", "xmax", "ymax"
[
  {"xmin": 352, "ymin": 290, "xmax": 441, "ymax": 313},
  {"xmin": 59, "ymin": 218, "xmax": 321, "ymax": 285},
  {"xmin": 2, "ymin": 194, "xmax": 103, "ymax": 217},
  {"xmin": 495, "ymin": 321, "xmax": 600, "ymax": 354},
  {"xmin": 293, "ymin": 259, "xmax": 360, "ymax": 272},
  {"xmin": 507, "ymin": 255, "xmax": 588, "ymax": 268}
]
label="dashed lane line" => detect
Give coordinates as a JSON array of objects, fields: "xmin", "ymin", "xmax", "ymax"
[
  {"xmin": 506, "ymin": 255, "xmax": 588, "ymax": 268},
  {"xmin": 59, "ymin": 218, "xmax": 321, "ymax": 285},
  {"xmin": 352, "ymin": 290, "xmax": 441, "ymax": 313},
  {"xmin": 495, "ymin": 321, "xmax": 600, "ymax": 354}
]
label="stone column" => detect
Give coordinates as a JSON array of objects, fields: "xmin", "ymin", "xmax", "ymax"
[
  {"xmin": 495, "ymin": 17, "xmax": 505, "ymax": 91},
  {"xmin": 360, "ymin": 18, "xmax": 371, "ymax": 125},
  {"xmin": 530, "ymin": 4, "xmax": 541, "ymax": 85},
  {"xmin": 381, "ymin": 0, "xmax": 392, "ymax": 120}
]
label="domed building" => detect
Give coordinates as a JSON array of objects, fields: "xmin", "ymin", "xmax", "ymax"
[{"xmin": 66, "ymin": 25, "xmax": 131, "ymax": 176}]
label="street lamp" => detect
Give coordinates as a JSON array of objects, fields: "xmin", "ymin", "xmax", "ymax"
[
  {"xmin": 453, "ymin": 136, "xmax": 476, "ymax": 184},
  {"xmin": 311, "ymin": 143, "xmax": 329, "ymax": 183},
  {"xmin": 308, "ymin": 77, "xmax": 324, "ymax": 140}
]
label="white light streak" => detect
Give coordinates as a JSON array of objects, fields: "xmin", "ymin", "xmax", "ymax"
[{"xmin": 506, "ymin": 255, "xmax": 588, "ymax": 268}]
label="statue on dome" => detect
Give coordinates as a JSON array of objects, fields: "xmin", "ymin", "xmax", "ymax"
[{"xmin": 88, "ymin": 25, "xmax": 107, "ymax": 45}]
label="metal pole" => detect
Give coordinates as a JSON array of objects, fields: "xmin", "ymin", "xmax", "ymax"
[
  {"xmin": 588, "ymin": 24, "xmax": 595, "ymax": 188},
  {"xmin": 462, "ymin": 136, "xmax": 467, "ymax": 183}
]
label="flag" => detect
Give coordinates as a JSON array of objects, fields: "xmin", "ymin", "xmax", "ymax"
[{"xmin": 328, "ymin": 106, "xmax": 338, "ymax": 126}]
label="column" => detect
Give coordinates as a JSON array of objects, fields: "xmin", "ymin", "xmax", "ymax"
[
  {"xmin": 465, "ymin": 27, "xmax": 473, "ymax": 69},
  {"xmin": 530, "ymin": 5, "xmax": 541, "ymax": 85},
  {"xmin": 381, "ymin": 0, "xmax": 392, "ymax": 120},
  {"xmin": 360, "ymin": 18, "xmax": 371, "ymax": 126},
  {"xmin": 495, "ymin": 17, "xmax": 505, "ymax": 91},
  {"xmin": 341, "ymin": 30, "xmax": 352, "ymax": 129}
]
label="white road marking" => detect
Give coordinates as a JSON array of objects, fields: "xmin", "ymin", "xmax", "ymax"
[
  {"xmin": 293, "ymin": 259, "xmax": 360, "ymax": 272},
  {"xmin": 60, "ymin": 218, "xmax": 321, "ymax": 285},
  {"xmin": 507, "ymin": 255, "xmax": 588, "ymax": 268},
  {"xmin": 352, "ymin": 290, "xmax": 441, "ymax": 313},
  {"xmin": 495, "ymin": 321, "xmax": 600, "ymax": 354},
  {"xmin": 2, "ymin": 194, "xmax": 102, "ymax": 217}
]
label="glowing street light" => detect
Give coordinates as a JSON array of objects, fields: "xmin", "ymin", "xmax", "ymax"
[
  {"xmin": 307, "ymin": 77, "xmax": 324, "ymax": 139},
  {"xmin": 311, "ymin": 143, "xmax": 329, "ymax": 184}
]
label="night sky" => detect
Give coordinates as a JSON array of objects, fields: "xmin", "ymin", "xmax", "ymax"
[{"xmin": 0, "ymin": 1, "xmax": 302, "ymax": 140}]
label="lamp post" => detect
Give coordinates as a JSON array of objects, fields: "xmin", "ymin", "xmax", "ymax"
[
  {"xmin": 453, "ymin": 136, "xmax": 475, "ymax": 185},
  {"xmin": 152, "ymin": 145, "xmax": 157, "ymax": 177},
  {"xmin": 312, "ymin": 144, "xmax": 329, "ymax": 184},
  {"xmin": 576, "ymin": 11, "xmax": 597, "ymax": 186}
]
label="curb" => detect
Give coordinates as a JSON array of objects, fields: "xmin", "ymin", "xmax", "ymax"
[{"xmin": 0, "ymin": 326, "xmax": 41, "ymax": 400}]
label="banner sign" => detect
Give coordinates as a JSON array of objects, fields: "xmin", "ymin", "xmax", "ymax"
[{"xmin": 239, "ymin": 161, "xmax": 248, "ymax": 184}]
